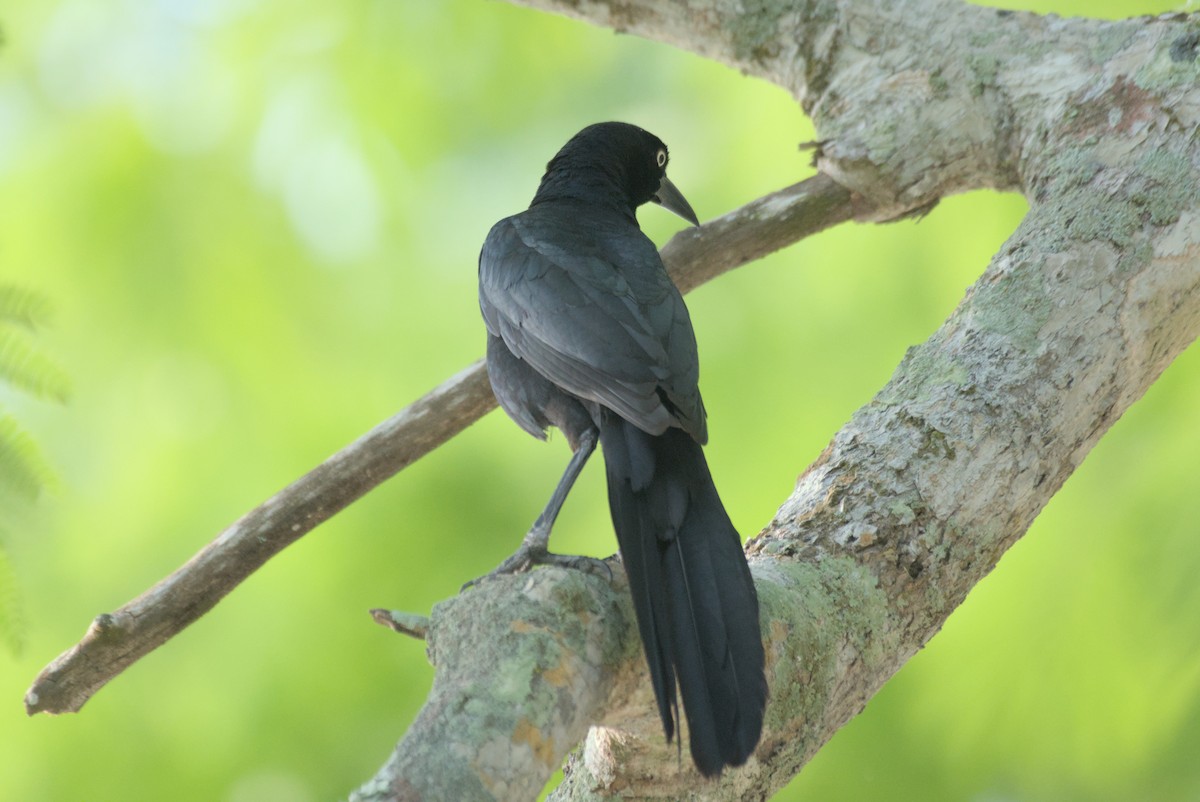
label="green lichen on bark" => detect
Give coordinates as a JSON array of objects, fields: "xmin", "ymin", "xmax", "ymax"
[
  {"xmin": 1031, "ymin": 143, "xmax": 1197, "ymax": 268},
  {"xmin": 878, "ymin": 345, "xmax": 971, "ymax": 405},
  {"xmin": 753, "ymin": 556, "xmax": 890, "ymax": 737},
  {"xmin": 1134, "ymin": 148, "xmax": 1197, "ymax": 227},
  {"xmin": 1135, "ymin": 27, "xmax": 1200, "ymax": 89},
  {"xmin": 970, "ymin": 254, "xmax": 1054, "ymax": 353},
  {"xmin": 727, "ymin": 0, "xmax": 791, "ymax": 65}
]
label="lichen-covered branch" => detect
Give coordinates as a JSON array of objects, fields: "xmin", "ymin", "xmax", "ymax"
[
  {"xmin": 514, "ymin": 1, "xmax": 1198, "ymax": 214},
  {"xmin": 352, "ymin": 2, "xmax": 1200, "ymax": 800},
  {"xmin": 357, "ymin": 203, "xmax": 1200, "ymax": 802},
  {"xmin": 27, "ymin": 0, "xmax": 1199, "ymax": 798}
]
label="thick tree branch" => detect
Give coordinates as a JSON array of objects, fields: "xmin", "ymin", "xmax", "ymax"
[
  {"xmin": 347, "ymin": 2, "xmax": 1200, "ymax": 800},
  {"xmin": 29, "ymin": 1, "xmax": 1200, "ymax": 799},
  {"xmin": 25, "ymin": 174, "xmax": 853, "ymax": 716}
]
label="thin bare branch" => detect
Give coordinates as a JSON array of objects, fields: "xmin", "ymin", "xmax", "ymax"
[{"xmin": 25, "ymin": 360, "xmax": 494, "ymax": 714}]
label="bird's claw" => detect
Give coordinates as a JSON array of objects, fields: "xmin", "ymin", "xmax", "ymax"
[
  {"xmin": 461, "ymin": 545, "xmax": 612, "ymax": 592},
  {"xmin": 546, "ymin": 552, "xmax": 613, "ymax": 582}
]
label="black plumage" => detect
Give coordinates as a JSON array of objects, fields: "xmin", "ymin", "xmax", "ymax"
[{"xmin": 474, "ymin": 122, "xmax": 766, "ymax": 776}]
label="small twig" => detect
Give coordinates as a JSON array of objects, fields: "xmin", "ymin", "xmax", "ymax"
[
  {"xmin": 25, "ymin": 173, "xmax": 854, "ymax": 716},
  {"xmin": 369, "ymin": 609, "xmax": 431, "ymax": 640}
]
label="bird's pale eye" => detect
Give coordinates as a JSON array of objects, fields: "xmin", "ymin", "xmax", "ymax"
[{"xmin": 656, "ymin": 149, "xmax": 667, "ymax": 168}]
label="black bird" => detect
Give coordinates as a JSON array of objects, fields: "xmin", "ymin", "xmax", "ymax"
[{"xmin": 473, "ymin": 122, "xmax": 766, "ymax": 776}]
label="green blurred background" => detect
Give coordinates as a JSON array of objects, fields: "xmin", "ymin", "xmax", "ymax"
[{"xmin": 2, "ymin": 1, "xmax": 1198, "ymax": 799}]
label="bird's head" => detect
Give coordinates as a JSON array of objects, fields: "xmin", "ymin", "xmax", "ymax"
[{"xmin": 537, "ymin": 122, "xmax": 699, "ymax": 226}]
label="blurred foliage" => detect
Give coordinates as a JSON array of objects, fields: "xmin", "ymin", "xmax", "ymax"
[
  {"xmin": 0, "ymin": 0, "xmax": 1195, "ymax": 800},
  {"xmin": 0, "ymin": 546, "xmax": 23, "ymax": 655},
  {"xmin": 0, "ymin": 283, "xmax": 68, "ymax": 656}
]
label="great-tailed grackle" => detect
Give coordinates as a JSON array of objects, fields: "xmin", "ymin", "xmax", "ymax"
[{"xmin": 472, "ymin": 122, "xmax": 766, "ymax": 776}]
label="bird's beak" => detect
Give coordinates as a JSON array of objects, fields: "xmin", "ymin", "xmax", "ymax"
[{"xmin": 653, "ymin": 175, "xmax": 700, "ymax": 227}]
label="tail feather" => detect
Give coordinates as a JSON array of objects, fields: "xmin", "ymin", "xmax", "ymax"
[{"xmin": 601, "ymin": 414, "xmax": 766, "ymax": 776}]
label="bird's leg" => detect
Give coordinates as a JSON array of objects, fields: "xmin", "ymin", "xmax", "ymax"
[{"xmin": 462, "ymin": 429, "xmax": 611, "ymax": 589}]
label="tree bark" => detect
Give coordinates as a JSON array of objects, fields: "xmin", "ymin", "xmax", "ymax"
[
  {"xmin": 24, "ymin": 0, "xmax": 1199, "ymax": 799},
  {"xmin": 352, "ymin": 1, "xmax": 1200, "ymax": 800}
]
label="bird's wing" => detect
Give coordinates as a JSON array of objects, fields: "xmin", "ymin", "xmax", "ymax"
[{"xmin": 479, "ymin": 212, "xmax": 707, "ymax": 442}]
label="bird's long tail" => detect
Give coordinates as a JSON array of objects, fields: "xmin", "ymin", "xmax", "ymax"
[{"xmin": 599, "ymin": 413, "xmax": 766, "ymax": 776}]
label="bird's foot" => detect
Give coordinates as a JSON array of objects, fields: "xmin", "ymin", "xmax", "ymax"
[{"xmin": 461, "ymin": 539, "xmax": 612, "ymax": 591}]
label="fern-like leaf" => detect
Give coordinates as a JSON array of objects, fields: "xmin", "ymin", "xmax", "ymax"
[
  {"xmin": 0, "ymin": 326, "xmax": 71, "ymax": 403},
  {"xmin": 0, "ymin": 410, "xmax": 55, "ymax": 501},
  {"xmin": 0, "ymin": 284, "xmax": 65, "ymax": 658},
  {"xmin": 0, "ymin": 284, "xmax": 54, "ymax": 330}
]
